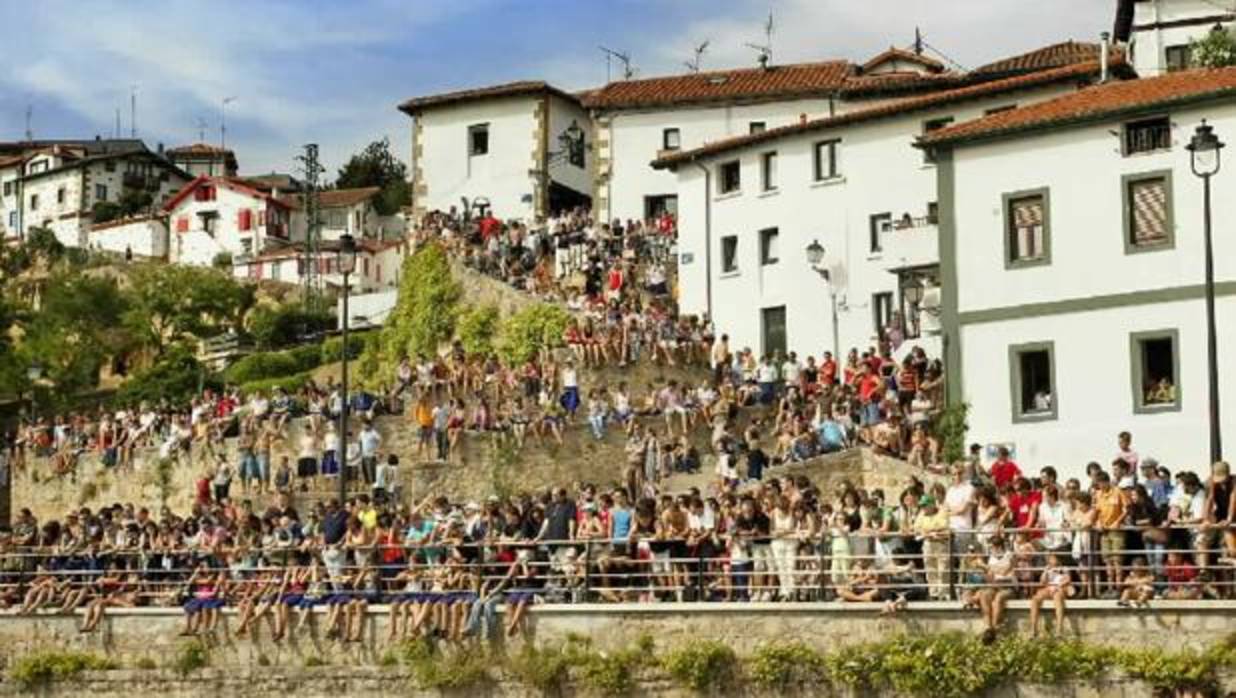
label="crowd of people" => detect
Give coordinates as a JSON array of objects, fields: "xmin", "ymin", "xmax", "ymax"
[{"xmin": 2, "ymin": 206, "xmax": 1231, "ymax": 647}]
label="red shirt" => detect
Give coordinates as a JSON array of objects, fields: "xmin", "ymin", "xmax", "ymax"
[
  {"xmin": 858, "ymin": 374, "xmax": 883, "ymax": 404},
  {"xmin": 1166, "ymin": 563, "xmax": 1197, "ymax": 585},
  {"xmin": 991, "ymin": 459, "xmax": 1023, "ymax": 490},
  {"xmin": 820, "ymin": 359, "xmax": 837, "ymax": 386},
  {"xmin": 1007, "ymin": 490, "xmax": 1042, "ymax": 530}
]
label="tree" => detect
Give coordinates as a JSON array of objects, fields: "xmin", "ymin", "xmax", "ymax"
[
  {"xmin": 1190, "ymin": 25, "xmax": 1236, "ymax": 68},
  {"xmin": 495, "ymin": 303, "xmax": 571, "ymax": 364},
  {"xmin": 122, "ymin": 264, "xmax": 255, "ymax": 358},
  {"xmin": 358, "ymin": 243, "xmax": 460, "ymax": 384},
  {"xmin": 91, "ymin": 201, "xmax": 123, "ymax": 224},
  {"xmin": 457, "ymin": 305, "xmax": 499, "ymax": 356},
  {"xmin": 115, "ymin": 346, "xmax": 213, "ymax": 406},
  {"xmin": 248, "ymin": 302, "xmax": 334, "ymax": 350},
  {"xmin": 335, "ymin": 137, "xmax": 411, "ymax": 216}
]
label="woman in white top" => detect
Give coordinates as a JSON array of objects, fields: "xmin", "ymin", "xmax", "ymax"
[
  {"xmin": 769, "ymin": 496, "xmax": 798, "ymax": 601},
  {"xmin": 1036, "ymin": 484, "xmax": 1071, "ymax": 551}
]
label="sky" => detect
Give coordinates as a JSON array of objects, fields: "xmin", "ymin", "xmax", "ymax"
[{"xmin": 0, "ymin": 0, "xmax": 1117, "ymax": 178}]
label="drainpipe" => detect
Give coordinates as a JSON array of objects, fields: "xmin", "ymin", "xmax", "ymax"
[
  {"xmin": 691, "ymin": 161, "xmax": 713, "ymax": 319},
  {"xmin": 1100, "ymin": 31, "xmax": 1111, "ymax": 83}
]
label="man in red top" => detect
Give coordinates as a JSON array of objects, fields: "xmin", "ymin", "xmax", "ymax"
[
  {"xmin": 478, "ymin": 214, "xmax": 500, "ymax": 241},
  {"xmin": 820, "ymin": 351, "xmax": 837, "ymax": 387},
  {"xmin": 990, "ymin": 446, "xmax": 1022, "ymax": 491},
  {"xmin": 1005, "ymin": 477, "xmax": 1041, "ymax": 532}
]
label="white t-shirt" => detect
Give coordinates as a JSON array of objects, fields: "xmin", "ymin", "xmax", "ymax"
[{"xmin": 945, "ymin": 482, "xmax": 975, "ymax": 531}]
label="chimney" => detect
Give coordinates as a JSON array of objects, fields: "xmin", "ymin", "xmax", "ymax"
[
  {"xmin": 157, "ymin": 142, "xmax": 164, "ymax": 154},
  {"xmin": 1100, "ymin": 31, "xmax": 1111, "ymax": 83},
  {"xmin": 799, "ymin": 113, "xmax": 807, "ymax": 125}
]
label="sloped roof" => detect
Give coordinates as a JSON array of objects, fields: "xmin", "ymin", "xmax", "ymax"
[
  {"xmin": 163, "ymin": 175, "xmax": 292, "ymax": 212},
  {"xmin": 580, "ymin": 60, "xmax": 852, "ymax": 110},
  {"xmin": 919, "ymin": 66, "xmax": 1236, "ymax": 148},
  {"xmin": 276, "ymin": 186, "xmax": 381, "ymax": 210},
  {"xmin": 652, "ymin": 59, "xmax": 1114, "ymax": 169},
  {"xmin": 861, "ymin": 47, "xmax": 945, "ymax": 74},
  {"xmin": 398, "ymin": 81, "xmax": 579, "ymax": 115},
  {"xmin": 166, "ymin": 143, "xmax": 235, "ymax": 157},
  {"xmin": 972, "ymin": 40, "xmax": 1120, "ymax": 79}
]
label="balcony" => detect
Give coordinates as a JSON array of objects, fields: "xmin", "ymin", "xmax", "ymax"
[{"xmin": 878, "ymin": 212, "xmax": 939, "ymax": 272}]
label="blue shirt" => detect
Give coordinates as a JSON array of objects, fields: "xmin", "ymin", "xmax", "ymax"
[
  {"xmin": 610, "ymin": 508, "xmax": 633, "ymax": 541},
  {"xmin": 818, "ymin": 420, "xmax": 845, "ymax": 447}
]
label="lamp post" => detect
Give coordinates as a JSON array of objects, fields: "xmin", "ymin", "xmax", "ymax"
[
  {"xmin": 805, "ymin": 240, "xmax": 840, "ymax": 359},
  {"xmin": 336, "ymin": 234, "xmax": 358, "ymax": 505},
  {"xmin": 1187, "ymin": 120, "xmax": 1225, "ymax": 463},
  {"xmin": 26, "ymin": 362, "xmax": 42, "ymax": 420}
]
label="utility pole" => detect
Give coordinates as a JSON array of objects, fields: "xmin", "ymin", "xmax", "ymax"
[
  {"xmin": 130, "ymin": 85, "xmax": 138, "ymax": 137},
  {"xmin": 221, "ymin": 96, "xmax": 236, "ymax": 151},
  {"xmin": 299, "ymin": 143, "xmax": 324, "ymax": 311}
]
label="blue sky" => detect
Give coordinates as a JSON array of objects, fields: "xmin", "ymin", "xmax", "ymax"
[{"xmin": 0, "ymin": 0, "xmax": 1114, "ymax": 177}]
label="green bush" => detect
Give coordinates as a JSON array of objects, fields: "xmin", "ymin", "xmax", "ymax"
[
  {"xmin": 239, "ymin": 371, "xmax": 313, "ymax": 396},
  {"xmin": 116, "ymin": 346, "xmax": 215, "ymax": 406},
  {"xmin": 9, "ymin": 650, "xmax": 117, "ymax": 689},
  {"xmin": 91, "ymin": 201, "xmax": 122, "ymax": 224},
  {"xmin": 320, "ymin": 334, "xmax": 364, "ymax": 364},
  {"xmin": 506, "ymin": 642, "xmax": 573, "ymax": 694},
  {"xmin": 171, "ymin": 639, "xmax": 210, "ymax": 676},
  {"xmin": 248, "ymin": 303, "xmax": 334, "ymax": 350},
  {"xmin": 746, "ymin": 641, "xmax": 828, "ymax": 691},
  {"xmin": 495, "ymin": 303, "xmax": 571, "ymax": 365},
  {"xmin": 457, "ymin": 304, "xmax": 499, "ymax": 356},
  {"xmin": 934, "ymin": 402, "xmax": 970, "ymax": 464},
  {"xmin": 396, "ymin": 638, "xmax": 490, "ymax": 690},
  {"xmin": 661, "ymin": 639, "xmax": 737, "ymax": 692},
  {"xmin": 224, "ymin": 350, "xmax": 301, "ymax": 385}
]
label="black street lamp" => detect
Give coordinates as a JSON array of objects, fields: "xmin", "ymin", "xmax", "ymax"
[
  {"xmin": 805, "ymin": 240, "xmax": 840, "ymax": 359},
  {"xmin": 336, "ymin": 234, "xmax": 358, "ymax": 505},
  {"xmin": 1187, "ymin": 120, "xmax": 1225, "ymax": 464}
]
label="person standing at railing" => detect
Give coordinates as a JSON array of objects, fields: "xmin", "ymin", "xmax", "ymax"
[
  {"xmin": 1093, "ymin": 472, "xmax": 1127, "ymax": 597},
  {"xmin": 1203, "ymin": 461, "xmax": 1236, "ymax": 570},
  {"xmin": 913, "ymin": 496, "xmax": 950, "ymax": 601},
  {"xmin": 769, "ymin": 496, "xmax": 797, "ymax": 601},
  {"xmin": 946, "ymin": 465, "xmax": 976, "ymax": 558}
]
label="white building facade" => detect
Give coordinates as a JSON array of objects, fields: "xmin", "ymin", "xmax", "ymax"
[
  {"xmin": 924, "ymin": 67, "xmax": 1236, "ymax": 475},
  {"xmin": 165, "ymin": 176, "xmax": 293, "ymax": 267},
  {"xmin": 657, "ymin": 62, "xmax": 1115, "ymax": 363},
  {"xmin": 400, "ymin": 81, "xmax": 592, "ymax": 222},
  {"xmin": 1115, "ymin": 0, "xmax": 1236, "ymax": 77}
]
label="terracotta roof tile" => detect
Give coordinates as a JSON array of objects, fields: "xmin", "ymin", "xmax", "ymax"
[
  {"xmin": 653, "ymin": 60, "xmax": 1113, "ymax": 169},
  {"xmin": 398, "ymin": 81, "xmax": 578, "ymax": 115},
  {"xmin": 166, "ymin": 143, "xmax": 235, "ymax": 156},
  {"xmin": 972, "ymin": 41, "xmax": 1115, "ymax": 78},
  {"xmin": 277, "ymin": 186, "xmax": 381, "ymax": 210},
  {"xmin": 581, "ymin": 60, "xmax": 852, "ymax": 110},
  {"xmin": 919, "ymin": 66, "xmax": 1236, "ymax": 147}
]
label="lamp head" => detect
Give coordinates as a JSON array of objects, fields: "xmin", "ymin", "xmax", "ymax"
[
  {"xmin": 805, "ymin": 239, "xmax": 825, "ymax": 266},
  {"xmin": 337, "ymin": 234, "xmax": 358, "ymax": 275},
  {"xmin": 1188, "ymin": 119, "xmax": 1224, "ymax": 177}
]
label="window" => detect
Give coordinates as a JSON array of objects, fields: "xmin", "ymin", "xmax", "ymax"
[
  {"xmin": 29, "ymin": 194, "xmax": 38, "ymax": 211},
  {"xmin": 761, "ymin": 306, "xmax": 787, "ymax": 357},
  {"xmin": 721, "ymin": 235, "xmax": 739, "ymax": 273},
  {"xmin": 869, "ymin": 212, "xmax": 891, "ymax": 254},
  {"xmin": 104, "ymin": 161, "xmax": 115, "ymax": 172},
  {"xmin": 2, "ymin": 181, "xmax": 11, "ymax": 196},
  {"xmin": 56, "ymin": 187, "xmax": 65, "ymax": 204},
  {"xmin": 238, "ymin": 208, "xmax": 253, "ymax": 232},
  {"xmin": 1123, "ymin": 116, "xmax": 1171, "ymax": 155},
  {"xmin": 813, "ymin": 139, "xmax": 840, "ymax": 180},
  {"xmin": 662, "ymin": 128, "xmax": 681, "ymax": 151},
  {"xmin": 8, "ymin": 211, "xmax": 16, "ymax": 228},
  {"xmin": 984, "ymin": 104, "xmax": 1016, "ymax": 116},
  {"xmin": 1123, "ymin": 171, "xmax": 1174, "ymax": 252},
  {"xmin": 749, "ymin": 121, "xmax": 766, "ymax": 134},
  {"xmin": 193, "ymin": 186, "xmax": 216, "ymax": 202},
  {"xmin": 1010, "ymin": 341, "xmax": 1057, "ymax": 422},
  {"xmin": 1003, "ymin": 189, "xmax": 1050, "ymax": 268},
  {"xmin": 468, "ymin": 124, "xmax": 489, "ymax": 156},
  {"xmin": 760, "ymin": 151, "xmax": 777, "ymax": 191},
  {"xmin": 718, "ymin": 160, "xmax": 741, "ymax": 195},
  {"xmin": 922, "ymin": 117, "xmax": 954, "ymax": 163},
  {"xmin": 175, "ymin": 216, "xmax": 189, "ymax": 233},
  {"xmin": 927, "ymin": 201, "xmax": 939, "ymax": 224},
  {"xmin": 27, "ymin": 161, "xmax": 47, "ymax": 174},
  {"xmin": 759, "ymin": 227, "xmax": 779, "ymax": 265},
  {"xmin": 1131, "ymin": 330, "xmax": 1180, "ymax": 412},
  {"xmin": 1165, "ymin": 45, "xmax": 1192, "ymax": 72},
  {"xmin": 95, "ymin": 184, "xmax": 107, "ymax": 202}
]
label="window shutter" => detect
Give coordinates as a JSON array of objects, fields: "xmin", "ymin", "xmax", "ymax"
[
  {"xmin": 176, "ymin": 216, "xmax": 189, "ymax": 233},
  {"xmin": 1130, "ymin": 178, "xmax": 1168, "ymax": 244},
  {"xmin": 238, "ymin": 208, "xmax": 252, "ymax": 231}
]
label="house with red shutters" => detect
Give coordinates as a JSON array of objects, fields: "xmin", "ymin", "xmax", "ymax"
[
  {"xmin": 231, "ymin": 237, "xmax": 408, "ymax": 293},
  {"xmin": 164, "ymin": 175, "xmax": 293, "ymax": 267}
]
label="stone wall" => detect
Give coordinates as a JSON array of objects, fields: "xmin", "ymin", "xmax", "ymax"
[{"xmin": 0, "ymin": 604, "xmax": 1234, "ymax": 696}]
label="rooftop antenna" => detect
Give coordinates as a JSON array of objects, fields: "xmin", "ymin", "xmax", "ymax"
[
  {"xmin": 599, "ymin": 46, "xmax": 634, "ymax": 81},
  {"xmin": 115, "ymin": 108, "xmax": 121, "ymax": 139},
  {"xmin": 684, "ymin": 40, "xmax": 710, "ymax": 73},
  {"xmin": 220, "ymin": 96, "xmax": 236, "ymax": 151},
  {"xmin": 745, "ymin": 11, "xmax": 774, "ymax": 69},
  {"xmin": 24, "ymin": 105, "xmax": 32, "ymax": 142},
  {"xmin": 196, "ymin": 117, "xmax": 209, "ymax": 143},
  {"xmin": 914, "ymin": 27, "xmax": 924, "ymax": 55},
  {"xmin": 130, "ymin": 84, "xmax": 138, "ymax": 138}
]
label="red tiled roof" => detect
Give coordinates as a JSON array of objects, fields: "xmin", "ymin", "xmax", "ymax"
[
  {"xmin": 972, "ymin": 41, "xmax": 1117, "ymax": 78},
  {"xmin": 652, "ymin": 59, "xmax": 1114, "ymax": 169},
  {"xmin": 919, "ymin": 66, "xmax": 1236, "ymax": 148},
  {"xmin": 580, "ymin": 60, "xmax": 852, "ymax": 110},
  {"xmin": 245, "ymin": 237, "xmax": 403, "ymax": 263},
  {"xmin": 861, "ymin": 47, "xmax": 945, "ymax": 74},
  {"xmin": 166, "ymin": 143, "xmax": 235, "ymax": 156},
  {"xmin": 277, "ymin": 186, "xmax": 382, "ymax": 210},
  {"xmin": 163, "ymin": 175, "xmax": 291, "ymax": 212},
  {"xmin": 398, "ymin": 81, "xmax": 579, "ymax": 115}
]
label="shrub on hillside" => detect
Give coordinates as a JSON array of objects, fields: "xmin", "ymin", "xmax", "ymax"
[
  {"xmin": 116, "ymin": 347, "xmax": 214, "ymax": 406},
  {"xmin": 248, "ymin": 302, "xmax": 334, "ymax": 350},
  {"xmin": 457, "ymin": 304, "xmax": 499, "ymax": 356},
  {"xmin": 496, "ymin": 303, "xmax": 571, "ymax": 364},
  {"xmin": 239, "ymin": 371, "xmax": 313, "ymax": 396},
  {"xmin": 224, "ymin": 351, "xmax": 301, "ymax": 385}
]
